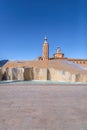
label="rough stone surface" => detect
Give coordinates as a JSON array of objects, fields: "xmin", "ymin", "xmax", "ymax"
[
  {"xmin": 1, "ymin": 60, "xmax": 87, "ymax": 82},
  {"xmin": 47, "ymin": 68, "xmax": 76, "ymax": 82},
  {"xmin": 12, "ymin": 68, "xmax": 24, "ymax": 80},
  {"xmin": 6, "ymin": 68, "xmax": 13, "ymax": 80},
  {"xmin": 33, "ymin": 67, "xmax": 48, "ymax": 80},
  {"xmin": 75, "ymin": 73, "xmax": 87, "ymax": 82},
  {"xmin": 1, "ymin": 68, "xmax": 7, "ymax": 80},
  {"xmin": 24, "ymin": 67, "xmax": 33, "ymax": 80},
  {"xmin": 39, "ymin": 68, "xmax": 47, "ymax": 80},
  {"xmin": 0, "ymin": 83, "xmax": 87, "ymax": 130}
]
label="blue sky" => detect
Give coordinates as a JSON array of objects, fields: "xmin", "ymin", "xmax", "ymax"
[{"xmin": 0, "ymin": 0, "xmax": 87, "ymax": 60}]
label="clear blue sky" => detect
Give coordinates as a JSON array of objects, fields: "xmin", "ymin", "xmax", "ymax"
[{"xmin": 0, "ymin": 0, "xmax": 87, "ymax": 60}]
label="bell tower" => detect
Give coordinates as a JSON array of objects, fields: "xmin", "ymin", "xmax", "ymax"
[{"xmin": 42, "ymin": 36, "xmax": 49, "ymax": 60}]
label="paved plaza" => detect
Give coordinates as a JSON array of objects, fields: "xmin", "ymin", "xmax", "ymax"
[{"xmin": 0, "ymin": 82, "xmax": 87, "ymax": 130}]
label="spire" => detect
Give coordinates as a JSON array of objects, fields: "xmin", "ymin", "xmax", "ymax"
[{"xmin": 44, "ymin": 36, "xmax": 48, "ymax": 44}]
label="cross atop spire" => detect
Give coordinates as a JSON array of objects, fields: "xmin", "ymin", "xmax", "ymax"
[{"xmin": 44, "ymin": 36, "xmax": 48, "ymax": 44}]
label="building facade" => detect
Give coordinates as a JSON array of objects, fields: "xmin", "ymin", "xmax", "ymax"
[{"xmin": 38, "ymin": 37, "xmax": 87, "ymax": 67}]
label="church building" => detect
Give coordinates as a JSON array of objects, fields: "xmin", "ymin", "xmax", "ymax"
[{"xmin": 38, "ymin": 37, "xmax": 87, "ymax": 67}]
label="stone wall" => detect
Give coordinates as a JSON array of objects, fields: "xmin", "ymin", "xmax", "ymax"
[
  {"xmin": 24, "ymin": 67, "xmax": 33, "ymax": 80},
  {"xmin": 6, "ymin": 68, "xmax": 13, "ymax": 80},
  {"xmin": 75, "ymin": 73, "xmax": 87, "ymax": 82},
  {"xmin": 24, "ymin": 67, "xmax": 48, "ymax": 81},
  {"xmin": 47, "ymin": 68, "xmax": 73, "ymax": 82},
  {"xmin": 0, "ymin": 66, "xmax": 87, "ymax": 82},
  {"xmin": 12, "ymin": 68, "xmax": 24, "ymax": 80},
  {"xmin": 47, "ymin": 68, "xmax": 86, "ymax": 82},
  {"xmin": 6, "ymin": 67, "xmax": 24, "ymax": 81},
  {"xmin": 1, "ymin": 68, "xmax": 7, "ymax": 80},
  {"xmin": 33, "ymin": 67, "xmax": 48, "ymax": 80}
]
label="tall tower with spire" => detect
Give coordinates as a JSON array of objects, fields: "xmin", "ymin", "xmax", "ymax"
[{"xmin": 42, "ymin": 36, "xmax": 49, "ymax": 60}]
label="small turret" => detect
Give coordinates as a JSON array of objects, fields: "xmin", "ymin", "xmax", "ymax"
[{"xmin": 54, "ymin": 47, "xmax": 64, "ymax": 59}]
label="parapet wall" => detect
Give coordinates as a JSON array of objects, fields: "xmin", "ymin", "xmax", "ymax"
[{"xmin": 0, "ymin": 67, "xmax": 87, "ymax": 82}]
